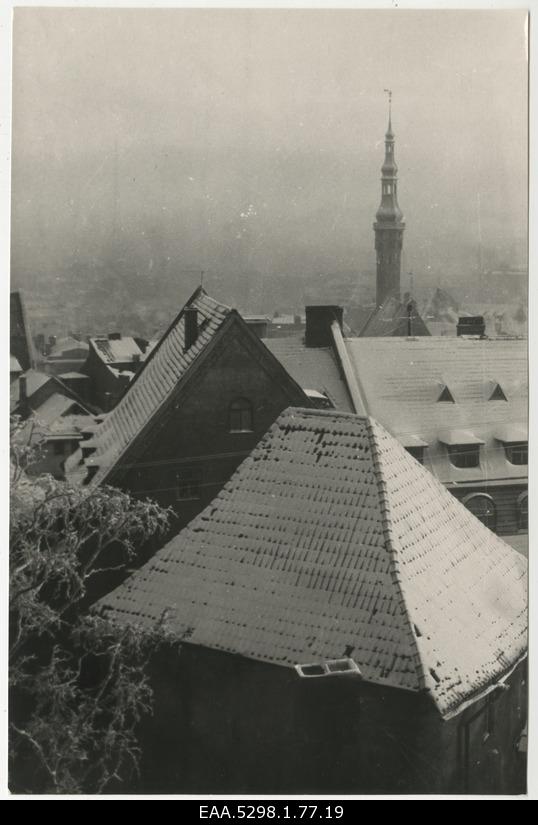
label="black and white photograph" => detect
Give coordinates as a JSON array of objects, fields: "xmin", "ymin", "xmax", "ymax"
[{"xmin": 4, "ymin": 3, "xmax": 531, "ymax": 799}]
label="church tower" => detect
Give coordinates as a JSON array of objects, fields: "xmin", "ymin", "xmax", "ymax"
[{"xmin": 373, "ymin": 92, "xmax": 405, "ymax": 306}]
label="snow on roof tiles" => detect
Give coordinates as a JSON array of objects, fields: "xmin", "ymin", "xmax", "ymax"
[
  {"xmin": 265, "ymin": 337, "xmax": 354, "ymax": 412},
  {"xmin": 86, "ymin": 288, "xmax": 231, "ymax": 485},
  {"xmin": 344, "ymin": 336, "xmax": 528, "ymax": 484},
  {"xmin": 97, "ymin": 407, "xmax": 527, "ymax": 718}
]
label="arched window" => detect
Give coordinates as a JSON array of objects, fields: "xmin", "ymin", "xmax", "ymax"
[
  {"xmin": 518, "ymin": 492, "xmax": 528, "ymax": 532},
  {"xmin": 463, "ymin": 493, "xmax": 496, "ymax": 532},
  {"xmin": 229, "ymin": 398, "xmax": 253, "ymax": 433}
]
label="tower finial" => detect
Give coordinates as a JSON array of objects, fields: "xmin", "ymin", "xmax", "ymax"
[{"xmin": 383, "ymin": 88, "xmax": 393, "ymax": 134}]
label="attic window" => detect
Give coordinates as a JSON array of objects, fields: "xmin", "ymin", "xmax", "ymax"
[
  {"xmin": 229, "ymin": 398, "xmax": 253, "ymax": 433},
  {"xmin": 489, "ymin": 383, "xmax": 508, "ymax": 401},
  {"xmin": 448, "ymin": 444, "xmax": 480, "ymax": 469},
  {"xmin": 462, "ymin": 493, "xmax": 496, "ymax": 531},
  {"xmin": 405, "ymin": 446, "xmax": 425, "ymax": 465},
  {"xmin": 295, "ymin": 659, "xmax": 362, "ymax": 679},
  {"xmin": 505, "ymin": 442, "xmax": 527, "ymax": 466},
  {"xmin": 437, "ymin": 386, "xmax": 455, "ymax": 403}
]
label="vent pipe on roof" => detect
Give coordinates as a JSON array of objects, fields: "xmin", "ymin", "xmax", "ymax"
[{"xmin": 184, "ymin": 307, "xmax": 199, "ymax": 352}]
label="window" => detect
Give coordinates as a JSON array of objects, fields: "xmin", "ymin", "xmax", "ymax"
[
  {"xmin": 229, "ymin": 398, "xmax": 253, "ymax": 432},
  {"xmin": 463, "ymin": 493, "xmax": 496, "ymax": 531},
  {"xmin": 518, "ymin": 492, "xmax": 528, "ymax": 532},
  {"xmin": 176, "ymin": 466, "xmax": 201, "ymax": 500},
  {"xmin": 405, "ymin": 446, "xmax": 425, "ymax": 465},
  {"xmin": 448, "ymin": 445, "xmax": 480, "ymax": 469},
  {"xmin": 437, "ymin": 385, "xmax": 455, "ymax": 403},
  {"xmin": 52, "ymin": 441, "xmax": 65, "ymax": 456},
  {"xmin": 505, "ymin": 442, "xmax": 527, "ymax": 466},
  {"xmin": 489, "ymin": 383, "xmax": 508, "ymax": 402}
]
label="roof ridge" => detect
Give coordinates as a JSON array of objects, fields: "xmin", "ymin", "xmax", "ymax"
[
  {"xmin": 283, "ymin": 406, "xmax": 369, "ymax": 422},
  {"xmin": 364, "ymin": 416, "xmax": 429, "ymax": 694}
]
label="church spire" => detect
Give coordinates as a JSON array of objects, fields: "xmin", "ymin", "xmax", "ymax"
[{"xmin": 373, "ymin": 91, "xmax": 406, "ymax": 306}]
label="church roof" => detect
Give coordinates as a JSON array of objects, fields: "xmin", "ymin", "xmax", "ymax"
[
  {"xmin": 359, "ymin": 295, "xmax": 430, "ymax": 338},
  {"xmin": 97, "ymin": 407, "xmax": 527, "ymax": 719}
]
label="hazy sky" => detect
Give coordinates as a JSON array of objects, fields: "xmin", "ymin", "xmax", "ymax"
[{"xmin": 11, "ymin": 8, "xmax": 528, "ymax": 296}]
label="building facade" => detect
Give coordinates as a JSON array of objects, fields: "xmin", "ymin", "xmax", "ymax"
[{"xmin": 97, "ymin": 408, "xmax": 527, "ymax": 794}]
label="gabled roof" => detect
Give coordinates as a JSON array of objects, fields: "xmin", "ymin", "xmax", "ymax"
[
  {"xmin": 343, "ymin": 337, "xmax": 528, "ymax": 484},
  {"xmin": 359, "ymin": 294, "xmax": 430, "ymax": 338},
  {"xmin": 10, "ymin": 370, "xmax": 51, "ymax": 412},
  {"xmin": 80, "ymin": 289, "xmax": 236, "ymax": 485},
  {"xmin": 97, "ymin": 408, "xmax": 527, "ymax": 719},
  {"xmin": 10, "ymin": 291, "xmax": 35, "ymax": 371},
  {"xmin": 264, "ymin": 337, "xmax": 354, "ymax": 412}
]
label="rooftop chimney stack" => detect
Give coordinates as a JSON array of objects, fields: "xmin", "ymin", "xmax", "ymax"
[
  {"xmin": 184, "ymin": 307, "xmax": 199, "ymax": 352},
  {"xmin": 305, "ymin": 306, "xmax": 343, "ymax": 348},
  {"xmin": 457, "ymin": 316, "xmax": 486, "ymax": 337}
]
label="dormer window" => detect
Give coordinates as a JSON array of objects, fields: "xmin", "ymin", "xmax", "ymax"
[
  {"xmin": 488, "ymin": 383, "xmax": 508, "ymax": 401},
  {"xmin": 448, "ymin": 444, "xmax": 480, "ymax": 469},
  {"xmin": 439, "ymin": 430, "xmax": 484, "ymax": 469},
  {"xmin": 405, "ymin": 446, "xmax": 425, "ymax": 465},
  {"xmin": 437, "ymin": 385, "xmax": 455, "ymax": 403},
  {"xmin": 403, "ymin": 437, "xmax": 428, "ymax": 465},
  {"xmin": 229, "ymin": 398, "xmax": 253, "ymax": 433},
  {"xmin": 505, "ymin": 442, "xmax": 527, "ymax": 466}
]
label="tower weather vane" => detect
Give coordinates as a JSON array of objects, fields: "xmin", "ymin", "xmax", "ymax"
[{"xmin": 384, "ymin": 88, "xmax": 392, "ymax": 116}]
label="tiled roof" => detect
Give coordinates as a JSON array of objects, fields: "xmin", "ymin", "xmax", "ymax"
[
  {"xmin": 97, "ymin": 408, "xmax": 527, "ymax": 719},
  {"xmin": 359, "ymin": 294, "xmax": 430, "ymax": 337},
  {"xmin": 89, "ymin": 336, "xmax": 143, "ymax": 365},
  {"xmin": 344, "ymin": 337, "xmax": 528, "ymax": 485},
  {"xmin": 84, "ymin": 288, "xmax": 232, "ymax": 485},
  {"xmin": 10, "ymin": 370, "xmax": 51, "ymax": 413},
  {"xmin": 264, "ymin": 337, "xmax": 353, "ymax": 412}
]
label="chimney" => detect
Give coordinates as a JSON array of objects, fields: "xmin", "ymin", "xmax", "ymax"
[
  {"xmin": 184, "ymin": 307, "xmax": 199, "ymax": 351},
  {"xmin": 457, "ymin": 316, "xmax": 485, "ymax": 337},
  {"xmin": 245, "ymin": 318, "xmax": 269, "ymax": 339},
  {"xmin": 108, "ymin": 332, "xmax": 122, "ymax": 341},
  {"xmin": 305, "ymin": 306, "xmax": 343, "ymax": 348},
  {"xmin": 132, "ymin": 353, "xmax": 141, "ymax": 363}
]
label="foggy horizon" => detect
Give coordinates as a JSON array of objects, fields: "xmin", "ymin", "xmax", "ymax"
[{"xmin": 10, "ymin": 8, "xmax": 528, "ymax": 320}]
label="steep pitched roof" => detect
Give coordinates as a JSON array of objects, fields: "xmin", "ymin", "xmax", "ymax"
[
  {"xmin": 97, "ymin": 408, "xmax": 527, "ymax": 719},
  {"xmin": 343, "ymin": 337, "xmax": 528, "ymax": 485},
  {"xmin": 82, "ymin": 288, "xmax": 233, "ymax": 485},
  {"xmin": 10, "ymin": 290, "xmax": 35, "ymax": 371},
  {"xmin": 359, "ymin": 294, "xmax": 430, "ymax": 338},
  {"xmin": 264, "ymin": 337, "xmax": 354, "ymax": 412}
]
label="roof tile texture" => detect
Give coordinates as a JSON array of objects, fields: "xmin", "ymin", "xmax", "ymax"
[{"xmin": 98, "ymin": 407, "xmax": 527, "ymax": 717}]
